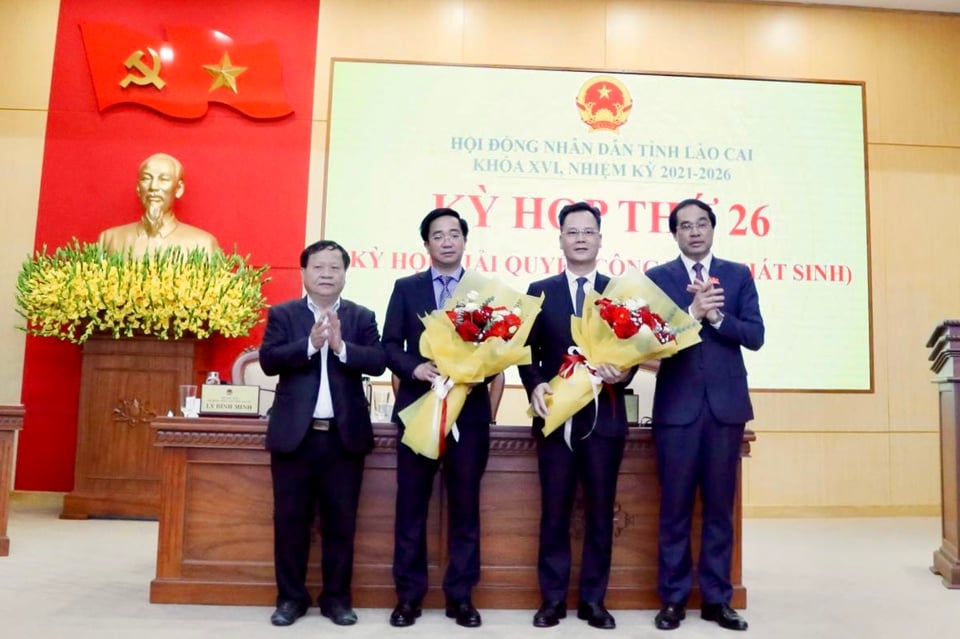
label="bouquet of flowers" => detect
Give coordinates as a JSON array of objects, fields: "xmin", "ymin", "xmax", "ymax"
[
  {"xmin": 400, "ymin": 271, "xmax": 543, "ymax": 459},
  {"xmin": 446, "ymin": 292, "xmax": 523, "ymax": 343},
  {"xmin": 594, "ymin": 297, "xmax": 676, "ymax": 342},
  {"xmin": 534, "ymin": 269, "xmax": 702, "ymax": 438},
  {"xmin": 15, "ymin": 240, "xmax": 268, "ymax": 343}
]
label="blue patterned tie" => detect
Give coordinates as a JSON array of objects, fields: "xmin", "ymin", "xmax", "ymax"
[
  {"xmin": 693, "ymin": 262, "xmax": 704, "ymax": 283},
  {"xmin": 575, "ymin": 277, "xmax": 587, "ymax": 317},
  {"xmin": 438, "ymin": 275, "xmax": 454, "ymax": 308}
]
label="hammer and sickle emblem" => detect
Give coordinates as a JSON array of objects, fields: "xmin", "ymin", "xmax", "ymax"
[{"xmin": 119, "ymin": 48, "xmax": 166, "ymax": 90}]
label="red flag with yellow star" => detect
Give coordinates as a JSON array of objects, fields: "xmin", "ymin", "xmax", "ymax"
[{"xmin": 80, "ymin": 22, "xmax": 293, "ymax": 119}]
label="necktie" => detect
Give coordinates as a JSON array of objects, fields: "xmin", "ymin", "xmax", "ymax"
[
  {"xmin": 438, "ymin": 275, "xmax": 454, "ymax": 308},
  {"xmin": 693, "ymin": 262, "xmax": 704, "ymax": 283},
  {"xmin": 574, "ymin": 277, "xmax": 587, "ymax": 317}
]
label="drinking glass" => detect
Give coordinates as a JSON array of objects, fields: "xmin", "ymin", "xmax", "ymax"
[{"xmin": 179, "ymin": 385, "xmax": 199, "ymax": 418}]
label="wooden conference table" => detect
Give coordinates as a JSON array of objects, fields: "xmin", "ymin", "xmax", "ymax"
[{"xmin": 149, "ymin": 417, "xmax": 752, "ymax": 609}]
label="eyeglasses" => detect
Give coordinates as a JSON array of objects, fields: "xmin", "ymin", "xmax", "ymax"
[
  {"xmin": 429, "ymin": 232, "xmax": 463, "ymax": 242},
  {"xmin": 677, "ymin": 221, "xmax": 711, "ymax": 234},
  {"xmin": 562, "ymin": 228, "xmax": 599, "ymax": 238}
]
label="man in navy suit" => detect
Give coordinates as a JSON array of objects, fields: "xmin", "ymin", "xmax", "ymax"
[
  {"xmin": 259, "ymin": 240, "xmax": 386, "ymax": 627},
  {"xmin": 645, "ymin": 199, "xmax": 764, "ymax": 632},
  {"xmin": 518, "ymin": 202, "xmax": 634, "ymax": 630},
  {"xmin": 383, "ymin": 208, "xmax": 492, "ymax": 629}
]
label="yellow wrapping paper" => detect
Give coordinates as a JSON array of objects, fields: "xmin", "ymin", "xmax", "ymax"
[
  {"xmin": 534, "ymin": 269, "xmax": 702, "ymax": 436},
  {"xmin": 400, "ymin": 270, "xmax": 543, "ymax": 459}
]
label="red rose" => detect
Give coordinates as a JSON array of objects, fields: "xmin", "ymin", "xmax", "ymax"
[
  {"xmin": 472, "ymin": 307, "xmax": 492, "ymax": 326},
  {"xmin": 486, "ymin": 322, "xmax": 510, "ymax": 339},
  {"xmin": 611, "ymin": 307, "xmax": 632, "ymax": 324},
  {"xmin": 455, "ymin": 321, "xmax": 481, "ymax": 342},
  {"xmin": 613, "ymin": 321, "xmax": 639, "ymax": 338}
]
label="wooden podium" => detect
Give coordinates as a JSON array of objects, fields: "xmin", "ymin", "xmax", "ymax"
[
  {"xmin": 61, "ymin": 336, "xmax": 209, "ymax": 520},
  {"xmin": 929, "ymin": 320, "xmax": 960, "ymax": 588},
  {"xmin": 149, "ymin": 417, "xmax": 752, "ymax": 609},
  {"xmin": 0, "ymin": 405, "xmax": 25, "ymax": 556}
]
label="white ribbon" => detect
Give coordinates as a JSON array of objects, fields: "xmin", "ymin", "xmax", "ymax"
[
  {"xmin": 430, "ymin": 375, "xmax": 459, "ymax": 446},
  {"xmin": 560, "ymin": 347, "xmax": 603, "ymax": 451}
]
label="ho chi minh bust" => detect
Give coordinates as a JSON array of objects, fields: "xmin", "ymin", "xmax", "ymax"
[{"xmin": 98, "ymin": 153, "xmax": 220, "ymax": 259}]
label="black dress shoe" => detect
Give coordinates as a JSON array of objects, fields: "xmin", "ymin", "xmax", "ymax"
[
  {"xmin": 533, "ymin": 600, "xmax": 567, "ymax": 627},
  {"xmin": 389, "ymin": 600, "xmax": 422, "ymax": 627},
  {"xmin": 446, "ymin": 599, "xmax": 482, "ymax": 628},
  {"xmin": 577, "ymin": 601, "xmax": 616, "ymax": 629},
  {"xmin": 701, "ymin": 603, "xmax": 748, "ymax": 631},
  {"xmin": 270, "ymin": 600, "xmax": 307, "ymax": 626},
  {"xmin": 321, "ymin": 602, "xmax": 358, "ymax": 626},
  {"xmin": 654, "ymin": 603, "xmax": 686, "ymax": 630}
]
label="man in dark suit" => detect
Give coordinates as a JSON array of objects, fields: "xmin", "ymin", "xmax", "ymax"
[
  {"xmin": 645, "ymin": 199, "xmax": 764, "ymax": 632},
  {"xmin": 259, "ymin": 240, "xmax": 386, "ymax": 627},
  {"xmin": 383, "ymin": 208, "xmax": 491, "ymax": 629},
  {"xmin": 518, "ymin": 202, "xmax": 634, "ymax": 630}
]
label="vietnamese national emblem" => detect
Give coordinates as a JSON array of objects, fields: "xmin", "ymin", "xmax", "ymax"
[{"xmin": 576, "ymin": 76, "xmax": 632, "ymax": 132}]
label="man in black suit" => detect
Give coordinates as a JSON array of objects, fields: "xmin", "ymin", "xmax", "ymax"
[
  {"xmin": 383, "ymin": 208, "xmax": 491, "ymax": 629},
  {"xmin": 645, "ymin": 199, "xmax": 764, "ymax": 632},
  {"xmin": 259, "ymin": 240, "xmax": 386, "ymax": 627},
  {"xmin": 518, "ymin": 202, "xmax": 634, "ymax": 630}
]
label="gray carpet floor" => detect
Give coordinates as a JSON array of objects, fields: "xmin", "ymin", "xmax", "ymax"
[{"xmin": 1, "ymin": 498, "xmax": 954, "ymax": 638}]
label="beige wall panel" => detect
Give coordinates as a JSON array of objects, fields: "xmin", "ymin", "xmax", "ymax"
[
  {"xmin": 605, "ymin": 0, "xmax": 746, "ymax": 75},
  {"xmin": 497, "ymin": 386, "xmax": 534, "ymax": 426},
  {"xmin": 750, "ymin": 392, "xmax": 888, "ymax": 432},
  {"xmin": 312, "ymin": 0, "xmax": 467, "ymax": 122},
  {"xmin": 865, "ymin": 145, "xmax": 889, "ymax": 420},
  {"xmin": 0, "ymin": 110, "xmax": 48, "ymax": 403},
  {"xmin": 0, "ymin": 0, "xmax": 59, "ymax": 110},
  {"xmin": 746, "ymin": 431, "xmax": 826, "ymax": 506},
  {"xmin": 305, "ymin": 123, "xmax": 327, "ymax": 241},
  {"xmin": 820, "ymin": 431, "xmax": 891, "ymax": 505},
  {"xmin": 741, "ymin": 448, "xmax": 753, "ymax": 504},
  {"xmin": 888, "ymin": 431, "xmax": 939, "ymax": 507},
  {"xmin": 738, "ymin": 4, "xmax": 881, "ymax": 142},
  {"xmin": 871, "ymin": 12, "xmax": 960, "ymax": 146},
  {"xmin": 870, "ymin": 144, "xmax": 960, "ymax": 430},
  {"xmin": 746, "ymin": 431, "xmax": 892, "ymax": 508},
  {"xmin": 461, "ymin": 0, "xmax": 606, "ymax": 68}
]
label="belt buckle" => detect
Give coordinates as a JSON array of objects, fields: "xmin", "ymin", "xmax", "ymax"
[{"xmin": 312, "ymin": 419, "xmax": 332, "ymax": 431}]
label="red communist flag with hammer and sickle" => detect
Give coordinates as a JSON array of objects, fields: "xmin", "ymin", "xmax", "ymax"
[{"xmin": 80, "ymin": 22, "xmax": 293, "ymax": 119}]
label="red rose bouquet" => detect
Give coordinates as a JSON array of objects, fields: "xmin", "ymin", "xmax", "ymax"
[
  {"xmin": 535, "ymin": 269, "xmax": 702, "ymax": 437},
  {"xmin": 446, "ymin": 292, "xmax": 523, "ymax": 344},
  {"xmin": 400, "ymin": 271, "xmax": 542, "ymax": 459},
  {"xmin": 594, "ymin": 297, "xmax": 675, "ymax": 343}
]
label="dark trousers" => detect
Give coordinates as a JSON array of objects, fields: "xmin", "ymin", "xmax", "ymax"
[
  {"xmin": 536, "ymin": 426, "xmax": 625, "ymax": 603},
  {"xmin": 392, "ymin": 420, "xmax": 490, "ymax": 602},
  {"xmin": 270, "ymin": 427, "xmax": 364, "ymax": 608},
  {"xmin": 653, "ymin": 406, "xmax": 744, "ymax": 606}
]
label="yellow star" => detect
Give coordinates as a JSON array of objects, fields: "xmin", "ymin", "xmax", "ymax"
[
  {"xmin": 597, "ymin": 84, "xmax": 611, "ymax": 99},
  {"xmin": 202, "ymin": 52, "xmax": 247, "ymax": 94}
]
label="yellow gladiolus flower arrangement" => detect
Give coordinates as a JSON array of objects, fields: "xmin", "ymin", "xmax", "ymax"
[{"xmin": 16, "ymin": 240, "xmax": 269, "ymax": 344}]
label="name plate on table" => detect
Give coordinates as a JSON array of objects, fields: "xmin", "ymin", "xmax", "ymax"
[{"xmin": 200, "ymin": 385, "xmax": 260, "ymax": 417}]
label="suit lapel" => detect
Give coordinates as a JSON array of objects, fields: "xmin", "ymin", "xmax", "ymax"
[
  {"xmin": 708, "ymin": 257, "xmax": 727, "ymax": 282},
  {"xmin": 666, "ymin": 257, "xmax": 694, "ymax": 304},
  {"xmin": 337, "ymin": 299, "xmax": 354, "ymax": 334},
  {"xmin": 549, "ymin": 274, "xmax": 574, "ymax": 316},
  {"xmin": 297, "ymin": 297, "xmax": 315, "ymax": 335},
  {"xmin": 416, "ymin": 269, "xmax": 438, "ymax": 311},
  {"xmin": 595, "ymin": 273, "xmax": 610, "ymax": 295}
]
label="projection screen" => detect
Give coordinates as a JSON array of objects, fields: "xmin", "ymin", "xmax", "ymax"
[{"xmin": 322, "ymin": 60, "xmax": 870, "ymax": 391}]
